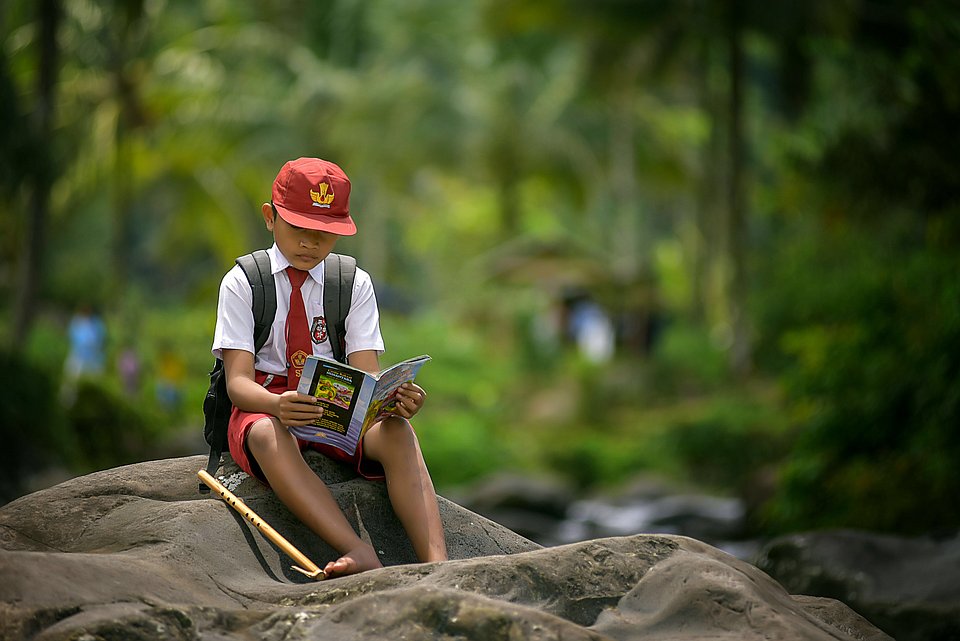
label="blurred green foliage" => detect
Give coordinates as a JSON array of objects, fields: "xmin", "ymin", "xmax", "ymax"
[
  {"xmin": 760, "ymin": 245, "xmax": 960, "ymax": 534},
  {"xmin": 0, "ymin": 347, "xmax": 164, "ymax": 502},
  {"xmin": 379, "ymin": 312, "xmax": 521, "ymax": 486},
  {"xmin": 662, "ymin": 398, "xmax": 792, "ymax": 495},
  {"xmin": 0, "ymin": 350, "xmax": 72, "ymax": 499},
  {"xmin": 66, "ymin": 378, "xmax": 163, "ymax": 471},
  {"xmin": 2, "ymin": 0, "xmax": 959, "ymax": 539}
]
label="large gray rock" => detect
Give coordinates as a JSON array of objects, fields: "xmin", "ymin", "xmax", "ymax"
[
  {"xmin": 756, "ymin": 528, "xmax": 960, "ymax": 641},
  {"xmin": 0, "ymin": 455, "xmax": 891, "ymax": 641}
]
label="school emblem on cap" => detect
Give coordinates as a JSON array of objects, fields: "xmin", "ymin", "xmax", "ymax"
[
  {"xmin": 310, "ymin": 182, "xmax": 335, "ymax": 208},
  {"xmin": 311, "ymin": 316, "xmax": 327, "ymax": 344}
]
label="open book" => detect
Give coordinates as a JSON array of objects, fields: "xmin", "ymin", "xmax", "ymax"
[{"xmin": 291, "ymin": 354, "xmax": 431, "ymax": 456}]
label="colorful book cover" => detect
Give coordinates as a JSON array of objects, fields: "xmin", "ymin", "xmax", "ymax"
[{"xmin": 291, "ymin": 354, "xmax": 431, "ymax": 456}]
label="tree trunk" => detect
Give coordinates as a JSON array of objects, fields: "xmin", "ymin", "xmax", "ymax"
[
  {"xmin": 111, "ymin": 130, "xmax": 133, "ymax": 302},
  {"xmin": 495, "ymin": 154, "xmax": 520, "ymax": 237},
  {"xmin": 108, "ymin": 3, "xmax": 147, "ymax": 305},
  {"xmin": 726, "ymin": 0, "xmax": 752, "ymax": 376},
  {"xmin": 609, "ymin": 43, "xmax": 647, "ymax": 281},
  {"xmin": 692, "ymin": 37, "xmax": 721, "ymax": 324},
  {"xmin": 10, "ymin": 0, "xmax": 60, "ymax": 349}
]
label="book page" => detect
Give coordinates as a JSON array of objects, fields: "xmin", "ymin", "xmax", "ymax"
[{"xmin": 361, "ymin": 356, "xmax": 432, "ymax": 430}]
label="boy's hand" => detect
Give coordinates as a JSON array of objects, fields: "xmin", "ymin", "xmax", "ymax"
[
  {"xmin": 277, "ymin": 390, "xmax": 324, "ymax": 426},
  {"xmin": 392, "ymin": 382, "xmax": 426, "ymax": 419}
]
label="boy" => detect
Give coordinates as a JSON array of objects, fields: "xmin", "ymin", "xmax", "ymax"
[{"xmin": 212, "ymin": 157, "xmax": 447, "ymax": 578}]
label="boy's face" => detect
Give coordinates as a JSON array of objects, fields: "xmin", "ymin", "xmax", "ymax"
[{"xmin": 263, "ymin": 203, "xmax": 338, "ymax": 271}]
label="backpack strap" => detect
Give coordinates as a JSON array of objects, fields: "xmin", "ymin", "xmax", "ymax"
[
  {"xmin": 237, "ymin": 249, "xmax": 277, "ymax": 354},
  {"xmin": 323, "ymin": 253, "xmax": 357, "ymax": 364},
  {"xmin": 201, "ymin": 250, "xmax": 277, "ymax": 489}
]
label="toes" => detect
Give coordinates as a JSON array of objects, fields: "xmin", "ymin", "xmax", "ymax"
[{"xmin": 323, "ymin": 557, "xmax": 357, "ymax": 578}]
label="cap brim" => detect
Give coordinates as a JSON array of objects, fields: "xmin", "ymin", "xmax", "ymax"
[{"xmin": 274, "ymin": 204, "xmax": 357, "ymax": 236}]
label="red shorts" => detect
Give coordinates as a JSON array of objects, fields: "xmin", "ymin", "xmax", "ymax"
[{"xmin": 227, "ymin": 372, "xmax": 385, "ymax": 484}]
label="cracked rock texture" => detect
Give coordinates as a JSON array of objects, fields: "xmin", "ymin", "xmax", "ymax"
[{"xmin": 0, "ymin": 454, "xmax": 891, "ymax": 641}]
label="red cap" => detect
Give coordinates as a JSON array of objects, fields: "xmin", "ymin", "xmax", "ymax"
[{"xmin": 271, "ymin": 158, "xmax": 356, "ymax": 235}]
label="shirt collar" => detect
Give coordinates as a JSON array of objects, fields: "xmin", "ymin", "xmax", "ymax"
[{"xmin": 267, "ymin": 244, "xmax": 325, "ymax": 283}]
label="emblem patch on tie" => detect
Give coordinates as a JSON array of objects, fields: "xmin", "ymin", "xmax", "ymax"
[
  {"xmin": 311, "ymin": 316, "xmax": 328, "ymax": 344},
  {"xmin": 290, "ymin": 349, "xmax": 309, "ymax": 379}
]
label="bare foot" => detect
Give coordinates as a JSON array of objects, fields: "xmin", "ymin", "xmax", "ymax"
[{"xmin": 323, "ymin": 544, "xmax": 383, "ymax": 578}]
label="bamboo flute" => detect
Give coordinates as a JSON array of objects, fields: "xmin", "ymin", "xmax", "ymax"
[{"xmin": 197, "ymin": 469, "xmax": 325, "ymax": 580}]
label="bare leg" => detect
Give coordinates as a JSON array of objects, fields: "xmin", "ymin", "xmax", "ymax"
[
  {"xmin": 247, "ymin": 417, "xmax": 382, "ymax": 578},
  {"xmin": 362, "ymin": 416, "xmax": 448, "ymax": 563}
]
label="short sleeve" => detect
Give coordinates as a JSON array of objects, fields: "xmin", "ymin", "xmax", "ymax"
[
  {"xmin": 344, "ymin": 268, "xmax": 385, "ymax": 356},
  {"xmin": 211, "ymin": 265, "xmax": 255, "ymax": 359}
]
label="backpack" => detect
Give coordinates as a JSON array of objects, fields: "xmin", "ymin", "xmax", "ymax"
[{"xmin": 199, "ymin": 250, "xmax": 357, "ymax": 492}]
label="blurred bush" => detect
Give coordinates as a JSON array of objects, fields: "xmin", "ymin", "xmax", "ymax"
[
  {"xmin": 67, "ymin": 379, "xmax": 163, "ymax": 472},
  {"xmin": 0, "ymin": 350, "xmax": 72, "ymax": 504},
  {"xmin": 0, "ymin": 346, "xmax": 164, "ymax": 506},
  {"xmin": 646, "ymin": 321, "xmax": 730, "ymax": 395},
  {"xmin": 380, "ymin": 311, "xmax": 518, "ymax": 487},
  {"xmin": 759, "ymin": 247, "xmax": 960, "ymax": 535},
  {"xmin": 663, "ymin": 402, "xmax": 792, "ymax": 493}
]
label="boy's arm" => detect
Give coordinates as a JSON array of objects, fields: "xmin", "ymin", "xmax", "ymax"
[
  {"xmin": 347, "ymin": 349, "xmax": 381, "ymax": 375},
  {"xmin": 348, "ymin": 349, "xmax": 426, "ymax": 419},
  {"xmin": 222, "ymin": 348, "xmax": 322, "ymax": 426}
]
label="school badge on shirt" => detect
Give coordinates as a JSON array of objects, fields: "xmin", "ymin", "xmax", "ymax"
[{"xmin": 311, "ymin": 316, "xmax": 327, "ymax": 344}]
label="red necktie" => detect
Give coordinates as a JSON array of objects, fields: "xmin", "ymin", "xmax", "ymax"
[{"xmin": 285, "ymin": 267, "xmax": 311, "ymax": 389}]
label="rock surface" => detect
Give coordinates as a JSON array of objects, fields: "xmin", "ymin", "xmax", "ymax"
[
  {"xmin": 0, "ymin": 454, "xmax": 892, "ymax": 641},
  {"xmin": 756, "ymin": 528, "xmax": 960, "ymax": 641}
]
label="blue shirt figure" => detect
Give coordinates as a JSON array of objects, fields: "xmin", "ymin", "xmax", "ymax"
[{"xmin": 65, "ymin": 308, "xmax": 107, "ymax": 378}]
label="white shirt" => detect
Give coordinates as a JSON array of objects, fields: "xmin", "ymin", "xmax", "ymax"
[{"xmin": 212, "ymin": 244, "xmax": 384, "ymax": 375}]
